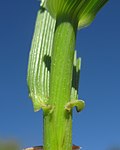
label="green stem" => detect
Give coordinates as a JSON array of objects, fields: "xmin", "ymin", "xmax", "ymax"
[{"xmin": 43, "ymin": 19, "xmax": 77, "ymax": 150}]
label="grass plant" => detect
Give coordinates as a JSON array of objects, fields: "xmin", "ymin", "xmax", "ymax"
[{"xmin": 27, "ymin": 0, "xmax": 108, "ymax": 150}]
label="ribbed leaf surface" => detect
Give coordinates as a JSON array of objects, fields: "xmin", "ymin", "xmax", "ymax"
[
  {"xmin": 46, "ymin": 0, "xmax": 108, "ymax": 29},
  {"xmin": 27, "ymin": 1, "xmax": 87, "ymax": 112},
  {"xmin": 27, "ymin": 4, "xmax": 82, "ymax": 112},
  {"xmin": 27, "ymin": 7, "xmax": 56, "ymax": 111}
]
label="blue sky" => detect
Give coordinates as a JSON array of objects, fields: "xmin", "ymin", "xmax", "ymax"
[{"xmin": 0, "ymin": 1, "xmax": 120, "ymax": 150}]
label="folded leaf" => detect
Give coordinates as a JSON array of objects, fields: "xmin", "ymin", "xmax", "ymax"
[{"xmin": 46, "ymin": 0, "xmax": 109, "ymax": 29}]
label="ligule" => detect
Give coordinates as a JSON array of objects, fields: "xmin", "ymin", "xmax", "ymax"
[{"xmin": 65, "ymin": 100, "xmax": 85, "ymax": 112}]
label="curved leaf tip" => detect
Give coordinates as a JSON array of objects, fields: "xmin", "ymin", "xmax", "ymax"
[{"xmin": 78, "ymin": 0, "xmax": 109, "ymax": 29}]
